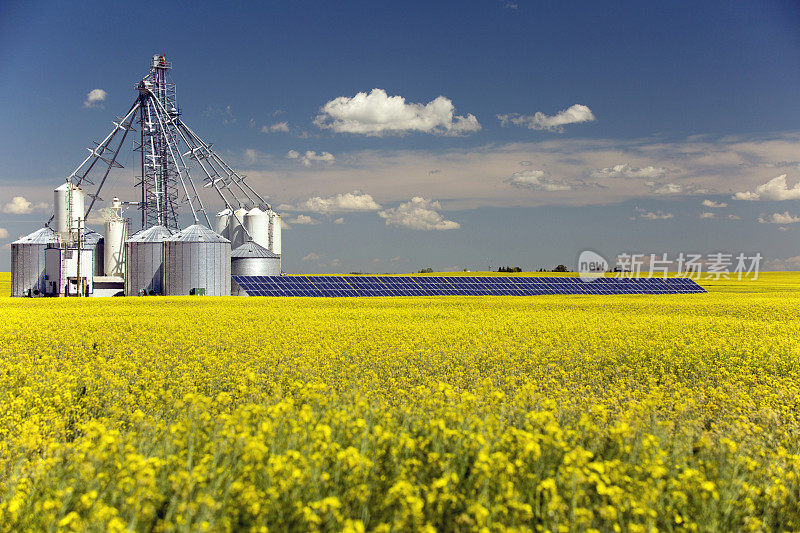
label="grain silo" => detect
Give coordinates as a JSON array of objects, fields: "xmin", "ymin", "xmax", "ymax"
[
  {"xmin": 163, "ymin": 224, "xmax": 231, "ymax": 296},
  {"xmin": 244, "ymin": 207, "xmax": 269, "ymax": 249},
  {"xmin": 124, "ymin": 225, "xmax": 173, "ymax": 295},
  {"xmin": 214, "ymin": 208, "xmax": 231, "ymax": 240},
  {"xmin": 231, "ymin": 241, "xmax": 281, "ymax": 276},
  {"xmin": 10, "ymin": 227, "xmax": 59, "ymax": 297}
]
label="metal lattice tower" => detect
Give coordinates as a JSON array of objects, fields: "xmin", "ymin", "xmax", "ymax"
[
  {"xmin": 56, "ymin": 54, "xmax": 273, "ymax": 238},
  {"xmin": 137, "ymin": 56, "xmax": 181, "ymax": 229}
]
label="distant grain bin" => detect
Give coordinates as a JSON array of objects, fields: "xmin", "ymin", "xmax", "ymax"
[
  {"xmin": 163, "ymin": 224, "xmax": 231, "ymax": 296},
  {"xmin": 10, "ymin": 227, "xmax": 59, "ymax": 297},
  {"xmin": 244, "ymin": 207, "xmax": 269, "ymax": 249},
  {"xmin": 124, "ymin": 225, "xmax": 173, "ymax": 295},
  {"xmin": 228, "ymin": 207, "xmax": 248, "ymax": 249},
  {"xmin": 214, "ymin": 208, "xmax": 231, "ymax": 240},
  {"xmin": 231, "ymin": 241, "xmax": 281, "ymax": 277}
]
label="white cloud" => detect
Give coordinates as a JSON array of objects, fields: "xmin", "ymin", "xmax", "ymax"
[
  {"xmin": 233, "ymin": 133, "xmax": 800, "ymax": 211},
  {"xmin": 728, "ymin": 214, "xmax": 742, "ymax": 220},
  {"xmin": 378, "ymin": 197, "xmax": 460, "ymax": 230},
  {"xmin": 497, "ymin": 104, "xmax": 595, "ymax": 132},
  {"xmin": 314, "ymin": 88, "xmax": 480, "ymax": 136},
  {"xmin": 591, "ymin": 163, "xmax": 670, "ymax": 179},
  {"xmin": 733, "ymin": 174, "xmax": 800, "ymax": 201},
  {"xmin": 333, "ymin": 217, "xmax": 345, "ymax": 224},
  {"xmin": 83, "ymin": 89, "xmax": 107, "ymax": 108},
  {"xmin": 3, "ymin": 196, "xmax": 48, "ymax": 214},
  {"xmin": 287, "ymin": 150, "xmax": 335, "ymax": 167},
  {"xmin": 507, "ymin": 170, "xmax": 573, "ymax": 191},
  {"xmin": 297, "ymin": 191, "xmax": 381, "ymax": 213},
  {"xmin": 244, "ymin": 149, "xmax": 257, "ymax": 163},
  {"xmin": 86, "ymin": 207, "xmax": 111, "ymax": 225},
  {"xmin": 261, "ymin": 121, "xmax": 289, "ymax": 133},
  {"xmin": 757, "ymin": 211, "xmax": 800, "ymax": 224},
  {"xmin": 648, "ymin": 182, "xmax": 683, "ymax": 195},
  {"xmin": 778, "ymin": 226, "xmax": 790, "ymax": 231},
  {"xmin": 767, "ymin": 255, "xmax": 800, "ymax": 270},
  {"xmin": 635, "ymin": 207, "xmax": 674, "ymax": 220},
  {"xmin": 0, "ymin": 228, "xmax": 8, "ymax": 239},
  {"xmin": 699, "ymin": 212, "xmax": 715, "ymax": 219},
  {"xmin": 702, "ymin": 199, "xmax": 727, "ymax": 208},
  {"xmin": 302, "ymin": 252, "xmax": 322, "ymax": 261},
  {"xmin": 289, "ymin": 214, "xmax": 320, "ymax": 225}
]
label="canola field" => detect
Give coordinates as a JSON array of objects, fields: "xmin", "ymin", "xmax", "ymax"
[{"xmin": 0, "ymin": 272, "xmax": 799, "ymax": 531}]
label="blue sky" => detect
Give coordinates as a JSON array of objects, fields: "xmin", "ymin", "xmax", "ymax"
[{"xmin": 1, "ymin": 0, "xmax": 800, "ymax": 272}]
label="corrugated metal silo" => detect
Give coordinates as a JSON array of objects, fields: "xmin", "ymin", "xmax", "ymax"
[
  {"xmin": 231, "ymin": 241, "xmax": 281, "ymax": 277},
  {"xmin": 163, "ymin": 224, "xmax": 231, "ymax": 296},
  {"xmin": 10, "ymin": 227, "xmax": 58, "ymax": 297},
  {"xmin": 124, "ymin": 225, "xmax": 173, "ymax": 295}
]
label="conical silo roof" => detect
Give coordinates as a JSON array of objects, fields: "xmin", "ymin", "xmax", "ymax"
[
  {"xmin": 231, "ymin": 241, "xmax": 279, "ymax": 258},
  {"xmin": 126, "ymin": 225, "xmax": 174, "ymax": 242},
  {"xmin": 165, "ymin": 224, "xmax": 229, "ymax": 243},
  {"xmin": 12, "ymin": 226, "xmax": 58, "ymax": 245},
  {"xmin": 83, "ymin": 229, "xmax": 103, "ymax": 245}
]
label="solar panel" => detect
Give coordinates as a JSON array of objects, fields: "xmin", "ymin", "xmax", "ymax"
[{"xmin": 233, "ymin": 275, "xmax": 706, "ymax": 297}]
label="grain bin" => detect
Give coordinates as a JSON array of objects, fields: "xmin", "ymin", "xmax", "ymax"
[
  {"xmin": 163, "ymin": 224, "xmax": 231, "ymax": 296},
  {"xmin": 231, "ymin": 241, "xmax": 281, "ymax": 277},
  {"xmin": 228, "ymin": 207, "xmax": 248, "ymax": 249},
  {"xmin": 10, "ymin": 227, "xmax": 59, "ymax": 297},
  {"xmin": 244, "ymin": 207, "xmax": 269, "ymax": 249},
  {"xmin": 268, "ymin": 209, "xmax": 281, "ymax": 255},
  {"xmin": 53, "ymin": 182, "xmax": 85, "ymax": 238},
  {"xmin": 124, "ymin": 225, "xmax": 173, "ymax": 295},
  {"xmin": 214, "ymin": 208, "xmax": 231, "ymax": 240}
]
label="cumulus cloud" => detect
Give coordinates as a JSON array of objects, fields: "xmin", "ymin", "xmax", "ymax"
[
  {"xmin": 83, "ymin": 88, "xmax": 107, "ymax": 108},
  {"xmin": 333, "ymin": 217, "xmax": 345, "ymax": 224},
  {"xmin": 3, "ymin": 196, "xmax": 48, "ymax": 214},
  {"xmin": 497, "ymin": 104, "xmax": 595, "ymax": 132},
  {"xmin": 289, "ymin": 214, "xmax": 320, "ymax": 225},
  {"xmin": 728, "ymin": 214, "xmax": 742, "ymax": 220},
  {"xmin": 314, "ymin": 88, "xmax": 480, "ymax": 136},
  {"xmin": 702, "ymin": 199, "xmax": 727, "ymax": 208},
  {"xmin": 296, "ymin": 191, "xmax": 381, "ymax": 214},
  {"xmin": 261, "ymin": 121, "xmax": 289, "ymax": 133},
  {"xmin": 591, "ymin": 163, "xmax": 670, "ymax": 179},
  {"xmin": 647, "ymin": 182, "xmax": 683, "ymax": 195},
  {"xmin": 635, "ymin": 207, "xmax": 674, "ymax": 220},
  {"xmin": 0, "ymin": 228, "xmax": 8, "ymax": 239},
  {"xmin": 733, "ymin": 174, "xmax": 800, "ymax": 201},
  {"xmin": 378, "ymin": 197, "xmax": 460, "ymax": 230},
  {"xmin": 758, "ymin": 211, "xmax": 800, "ymax": 224},
  {"xmin": 506, "ymin": 170, "xmax": 573, "ymax": 191},
  {"xmin": 286, "ymin": 150, "xmax": 335, "ymax": 166},
  {"xmin": 699, "ymin": 212, "xmax": 716, "ymax": 219},
  {"xmin": 302, "ymin": 252, "xmax": 322, "ymax": 261}
]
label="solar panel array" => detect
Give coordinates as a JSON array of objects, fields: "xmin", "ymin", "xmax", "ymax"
[{"xmin": 233, "ymin": 275, "xmax": 706, "ymax": 297}]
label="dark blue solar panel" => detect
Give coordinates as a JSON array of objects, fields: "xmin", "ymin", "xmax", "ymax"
[{"xmin": 233, "ymin": 275, "xmax": 705, "ymax": 297}]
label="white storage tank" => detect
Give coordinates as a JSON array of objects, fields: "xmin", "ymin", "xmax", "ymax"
[
  {"xmin": 214, "ymin": 208, "xmax": 231, "ymax": 240},
  {"xmin": 163, "ymin": 224, "xmax": 231, "ymax": 296},
  {"xmin": 10, "ymin": 227, "xmax": 59, "ymax": 297},
  {"xmin": 244, "ymin": 207, "xmax": 269, "ymax": 249},
  {"xmin": 124, "ymin": 225, "xmax": 173, "ymax": 296},
  {"xmin": 268, "ymin": 210, "xmax": 282, "ymax": 255},
  {"xmin": 228, "ymin": 207, "xmax": 248, "ymax": 249},
  {"xmin": 53, "ymin": 182, "xmax": 85, "ymax": 238},
  {"xmin": 231, "ymin": 241, "xmax": 281, "ymax": 277},
  {"xmin": 104, "ymin": 197, "xmax": 128, "ymax": 276}
]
